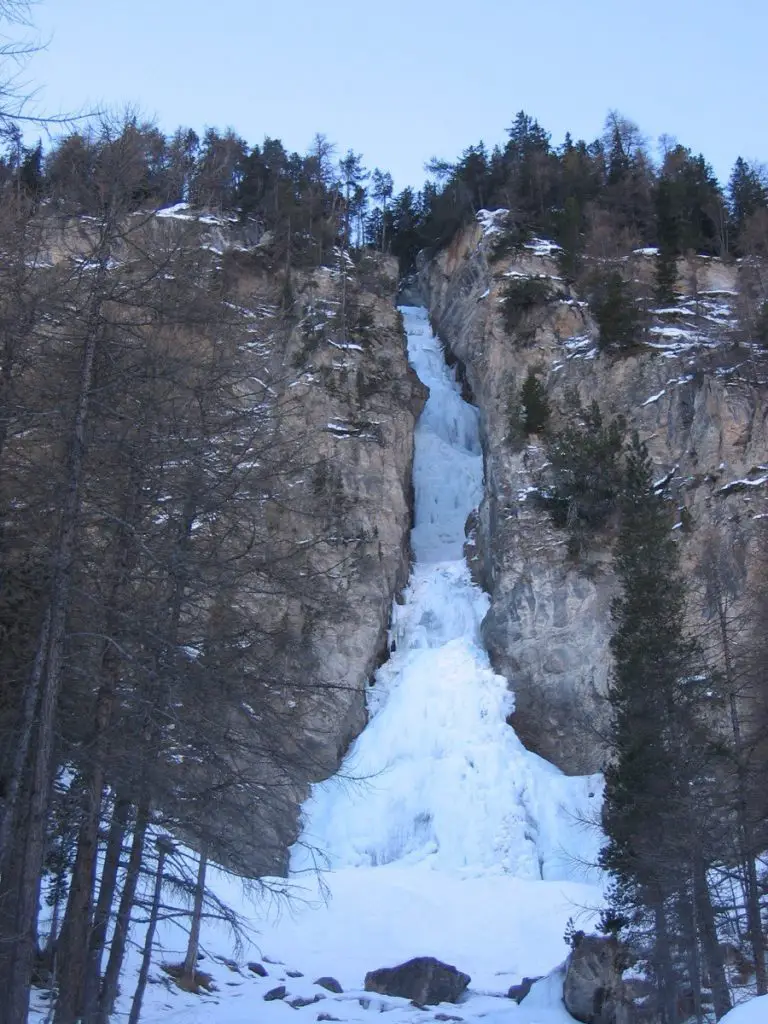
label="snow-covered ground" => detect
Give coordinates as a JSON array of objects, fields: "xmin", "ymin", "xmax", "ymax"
[
  {"xmin": 720, "ymin": 995, "xmax": 768, "ymax": 1023},
  {"xmin": 33, "ymin": 308, "xmax": 609, "ymax": 1024}
]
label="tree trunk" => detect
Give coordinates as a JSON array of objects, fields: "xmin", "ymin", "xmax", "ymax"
[
  {"xmin": 653, "ymin": 902, "xmax": 678, "ymax": 1024},
  {"xmin": 81, "ymin": 797, "xmax": 130, "ymax": 1024},
  {"xmin": 127, "ymin": 838, "xmax": 173, "ymax": 1024},
  {"xmin": 743, "ymin": 850, "xmax": 767, "ymax": 995},
  {"xmin": 182, "ymin": 846, "xmax": 208, "ymax": 982},
  {"xmin": 55, "ymin": 486, "xmax": 142, "ymax": 1024},
  {"xmin": 679, "ymin": 887, "xmax": 703, "ymax": 1024},
  {"xmin": 693, "ymin": 859, "xmax": 731, "ymax": 1020},
  {"xmin": 717, "ymin": 593, "xmax": 767, "ymax": 995},
  {"xmin": 96, "ymin": 795, "xmax": 149, "ymax": 1024},
  {"xmin": 54, "ymin": 785, "xmax": 104, "ymax": 1024},
  {"xmin": 0, "ymin": 766, "xmax": 34, "ymax": 1024}
]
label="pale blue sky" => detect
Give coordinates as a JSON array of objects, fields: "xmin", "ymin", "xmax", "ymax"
[{"xmin": 24, "ymin": 0, "xmax": 768, "ymax": 189}]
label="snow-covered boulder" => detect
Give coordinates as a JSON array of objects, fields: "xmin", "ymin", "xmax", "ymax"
[{"xmin": 364, "ymin": 956, "xmax": 470, "ymax": 1005}]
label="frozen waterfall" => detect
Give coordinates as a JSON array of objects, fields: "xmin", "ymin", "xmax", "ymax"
[{"xmin": 291, "ymin": 307, "xmax": 601, "ymax": 882}]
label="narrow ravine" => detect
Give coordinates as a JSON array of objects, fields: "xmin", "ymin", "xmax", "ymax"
[{"xmin": 292, "ymin": 306, "xmax": 600, "ymax": 880}]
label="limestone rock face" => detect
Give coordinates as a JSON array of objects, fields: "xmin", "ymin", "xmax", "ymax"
[
  {"xmin": 364, "ymin": 957, "xmax": 471, "ymax": 1005},
  {"xmin": 168, "ymin": 246, "xmax": 425, "ymax": 875},
  {"xmin": 418, "ymin": 216, "xmax": 768, "ymax": 773}
]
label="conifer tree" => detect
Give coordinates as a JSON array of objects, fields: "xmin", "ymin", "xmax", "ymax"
[
  {"xmin": 729, "ymin": 157, "xmax": 768, "ymax": 245},
  {"xmin": 600, "ymin": 435, "xmax": 730, "ymax": 1021},
  {"xmin": 655, "ymin": 176, "xmax": 679, "ymax": 306},
  {"xmin": 519, "ymin": 368, "xmax": 550, "ymax": 435},
  {"xmin": 590, "ymin": 271, "xmax": 645, "ymax": 350}
]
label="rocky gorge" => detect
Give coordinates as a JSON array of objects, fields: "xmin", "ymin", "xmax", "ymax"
[
  {"xmin": 230, "ymin": 208, "xmax": 768, "ymax": 869},
  {"xmin": 410, "ymin": 212, "xmax": 768, "ymax": 773}
]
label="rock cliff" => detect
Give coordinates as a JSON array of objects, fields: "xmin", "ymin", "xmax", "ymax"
[
  {"xmin": 57, "ymin": 210, "xmax": 427, "ymax": 875},
  {"xmin": 415, "ymin": 214, "xmax": 768, "ymax": 773},
  {"xmin": 212, "ymin": 247, "xmax": 426, "ymax": 873}
]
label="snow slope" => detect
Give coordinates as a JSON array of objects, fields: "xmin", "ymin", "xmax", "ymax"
[
  {"xmin": 37, "ymin": 307, "xmax": 605, "ymax": 1024},
  {"xmin": 719, "ymin": 996, "xmax": 768, "ymax": 1024}
]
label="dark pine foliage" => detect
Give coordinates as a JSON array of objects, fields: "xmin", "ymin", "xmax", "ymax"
[
  {"xmin": 589, "ymin": 271, "xmax": 646, "ymax": 351},
  {"xmin": 540, "ymin": 398, "xmax": 626, "ymax": 555},
  {"xmin": 519, "ymin": 368, "xmax": 550, "ymax": 435},
  {"xmin": 600, "ymin": 436, "xmax": 729, "ymax": 1021}
]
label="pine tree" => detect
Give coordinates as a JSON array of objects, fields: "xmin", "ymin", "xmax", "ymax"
[
  {"xmin": 590, "ymin": 271, "xmax": 645, "ymax": 350},
  {"xmin": 519, "ymin": 368, "xmax": 550, "ymax": 434},
  {"xmin": 542, "ymin": 398, "xmax": 625, "ymax": 556},
  {"xmin": 655, "ymin": 176, "xmax": 679, "ymax": 306},
  {"xmin": 370, "ymin": 168, "xmax": 394, "ymax": 251},
  {"xmin": 729, "ymin": 157, "xmax": 768, "ymax": 244},
  {"xmin": 600, "ymin": 435, "xmax": 730, "ymax": 1021},
  {"xmin": 338, "ymin": 150, "xmax": 367, "ymax": 249}
]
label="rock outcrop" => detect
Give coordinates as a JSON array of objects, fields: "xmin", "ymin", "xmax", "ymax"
[
  {"xmin": 417, "ymin": 214, "xmax": 768, "ymax": 773},
  {"xmin": 364, "ymin": 957, "xmax": 471, "ymax": 1005},
  {"xmin": 507, "ymin": 976, "xmax": 540, "ymax": 1003},
  {"xmin": 563, "ymin": 934, "xmax": 634, "ymax": 1024}
]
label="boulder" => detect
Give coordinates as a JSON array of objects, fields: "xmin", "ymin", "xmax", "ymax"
[
  {"xmin": 563, "ymin": 934, "xmax": 633, "ymax": 1024},
  {"xmin": 364, "ymin": 957, "xmax": 470, "ymax": 1005},
  {"xmin": 248, "ymin": 961, "xmax": 268, "ymax": 977},
  {"xmin": 263, "ymin": 985, "xmax": 287, "ymax": 1001},
  {"xmin": 289, "ymin": 994, "xmax": 324, "ymax": 1009},
  {"xmin": 314, "ymin": 976, "xmax": 343, "ymax": 994},
  {"xmin": 507, "ymin": 976, "xmax": 540, "ymax": 1003}
]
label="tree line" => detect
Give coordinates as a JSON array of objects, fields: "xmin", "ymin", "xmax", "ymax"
[
  {"xmin": 4, "ymin": 109, "xmax": 766, "ymax": 343},
  {"xmin": 1, "ymin": 118, "xmax": 394, "ymax": 271},
  {"xmin": 382, "ymin": 111, "xmax": 768, "ymax": 348},
  {"xmin": 383, "ymin": 110, "xmax": 767, "ymax": 269}
]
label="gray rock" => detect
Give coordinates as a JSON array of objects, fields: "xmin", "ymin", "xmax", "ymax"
[
  {"xmin": 507, "ymin": 977, "xmax": 540, "ymax": 1003},
  {"xmin": 563, "ymin": 934, "xmax": 634, "ymax": 1024},
  {"xmin": 419, "ymin": 225, "xmax": 765, "ymax": 776},
  {"xmin": 286, "ymin": 969, "xmax": 304, "ymax": 978},
  {"xmin": 365, "ymin": 957, "xmax": 471, "ymax": 1005},
  {"xmin": 154, "ymin": 252, "xmax": 426, "ymax": 877},
  {"xmin": 248, "ymin": 962, "xmax": 268, "ymax": 977},
  {"xmin": 289, "ymin": 994, "xmax": 324, "ymax": 1009},
  {"xmin": 264, "ymin": 985, "xmax": 287, "ymax": 1001},
  {"xmin": 314, "ymin": 976, "xmax": 343, "ymax": 994}
]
